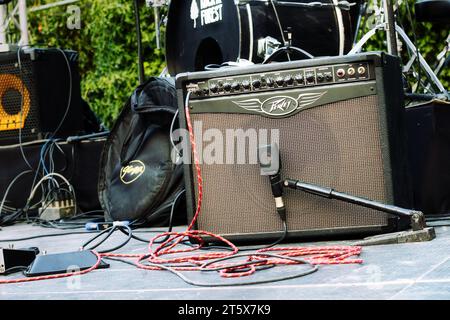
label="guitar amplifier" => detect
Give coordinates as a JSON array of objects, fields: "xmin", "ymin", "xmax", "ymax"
[
  {"xmin": 176, "ymin": 52, "xmax": 413, "ymax": 242},
  {"xmin": 0, "ymin": 48, "xmax": 83, "ymax": 144}
]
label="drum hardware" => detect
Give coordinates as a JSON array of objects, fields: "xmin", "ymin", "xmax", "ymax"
[
  {"xmin": 262, "ymin": 45, "xmax": 314, "ymax": 64},
  {"xmin": 352, "ymin": 0, "xmax": 368, "ymax": 47},
  {"xmin": 133, "ymin": 0, "xmax": 145, "ymax": 84},
  {"xmin": 350, "ymin": 0, "xmax": 448, "ymax": 98},
  {"xmin": 203, "ymin": 59, "xmax": 254, "ymax": 71},
  {"xmin": 415, "ymin": 0, "xmax": 450, "ymax": 24},
  {"xmin": 146, "ymin": 0, "xmax": 170, "ymax": 50},
  {"xmin": 165, "ymin": 0, "xmax": 361, "ymax": 74},
  {"xmin": 433, "ymin": 34, "xmax": 449, "ymax": 80},
  {"xmin": 257, "ymin": 36, "xmax": 282, "ymax": 60},
  {"xmin": 239, "ymin": 0, "xmax": 356, "ymax": 11}
]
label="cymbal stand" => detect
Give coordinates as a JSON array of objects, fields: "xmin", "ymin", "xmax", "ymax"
[{"xmin": 349, "ymin": 0, "xmax": 448, "ymax": 98}]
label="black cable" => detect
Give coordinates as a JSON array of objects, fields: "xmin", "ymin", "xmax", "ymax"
[
  {"xmin": 3, "ymin": 265, "xmax": 29, "ymax": 275},
  {"xmin": 106, "ymin": 252, "xmax": 318, "ymax": 287},
  {"xmin": 0, "ymin": 230, "xmax": 98, "ymax": 242},
  {"xmin": 16, "ymin": 46, "xmax": 33, "ymax": 170},
  {"xmin": 14, "ymin": 46, "xmax": 75, "ymax": 224},
  {"xmin": 263, "ymin": 46, "xmax": 314, "ymax": 64},
  {"xmin": 131, "ymin": 189, "xmax": 185, "ymax": 244},
  {"xmin": 134, "ymin": 0, "xmax": 145, "ymax": 84},
  {"xmin": 51, "ymin": 48, "xmax": 73, "ymax": 137},
  {"xmin": 169, "ymin": 109, "xmax": 181, "ymax": 158},
  {"xmin": 69, "ymin": 210, "xmax": 105, "ymax": 220},
  {"xmin": 0, "ymin": 170, "xmax": 33, "ymax": 218},
  {"xmin": 81, "ymin": 225, "xmax": 133, "ymax": 254}
]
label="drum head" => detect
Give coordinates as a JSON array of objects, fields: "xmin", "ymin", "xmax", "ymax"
[
  {"xmin": 238, "ymin": 0, "xmax": 359, "ymax": 62},
  {"xmin": 166, "ymin": 0, "xmax": 240, "ymax": 75}
]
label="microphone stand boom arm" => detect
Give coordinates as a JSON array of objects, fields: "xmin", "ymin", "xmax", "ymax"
[{"xmin": 283, "ymin": 179, "xmax": 436, "ymax": 245}]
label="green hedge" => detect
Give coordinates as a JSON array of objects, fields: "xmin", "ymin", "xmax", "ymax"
[
  {"xmin": 24, "ymin": 0, "xmax": 448, "ymax": 128},
  {"xmin": 28, "ymin": 0, "xmax": 165, "ymax": 128}
]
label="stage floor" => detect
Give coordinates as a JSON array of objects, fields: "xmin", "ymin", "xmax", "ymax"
[{"xmin": 1, "ymin": 220, "xmax": 450, "ymax": 300}]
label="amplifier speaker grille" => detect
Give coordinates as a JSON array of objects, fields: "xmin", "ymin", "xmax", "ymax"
[
  {"xmin": 191, "ymin": 95, "xmax": 390, "ymax": 237},
  {"xmin": 0, "ymin": 48, "xmax": 83, "ymax": 144},
  {"xmin": 0, "ymin": 58, "xmax": 39, "ymax": 139}
]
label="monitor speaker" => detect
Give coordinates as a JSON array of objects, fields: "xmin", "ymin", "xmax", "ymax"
[{"xmin": 0, "ymin": 48, "xmax": 83, "ymax": 144}]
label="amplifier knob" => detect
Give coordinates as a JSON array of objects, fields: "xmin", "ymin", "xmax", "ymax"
[
  {"xmin": 294, "ymin": 74, "xmax": 304, "ymax": 83},
  {"xmin": 223, "ymin": 82, "xmax": 232, "ymax": 91},
  {"xmin": 316, "ymin": 73, "xmax": 324, "ymax": 82},
  {"xmin": 305, "ymin": 72, "xmax": 315, "ymax": 82},
  {"xmin": 358, "ymin": 66, "xmax": 366, "ymax": 75},
  {"xmin": 242, "ymin": 80, "xmax": 251, "ymax": 89},
  {"xmin": 276, "ymin": 76, "xmax": 284, "ymax": 86},
  {"xmin": 252, "ymin": 79, "xmax": 261, "ymax": 88},
  {"xmin": 232, "ymin": 82, "xmax": 241, "ymax": 91},
  {"xmin": 348, "ymin": 67, "xmax": 356, "ymax": 76},
  {"xmin": 266, "ymin": 78, "xmax": 275, "ymax": 87},
  {"xmin": 210, "ymin": 84, "xmax": 219, "ymax": 93},
  {"xmin": 284, "ymin": 75, "xmax": 294, "ymax": 85}
]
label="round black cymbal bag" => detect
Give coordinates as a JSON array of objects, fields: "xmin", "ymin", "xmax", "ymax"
[{"xmin": 98, "ymin": 77, "xmax": 185, "ymax": 226}]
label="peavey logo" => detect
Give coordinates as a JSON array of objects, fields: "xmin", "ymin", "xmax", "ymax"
[
  {"xmin": 120, "ymin": 160, "xmax": 145, "ymax": 185},
  {"xmin": 233, "ymin": 91, "xmax": 327, "ymax": 117}
]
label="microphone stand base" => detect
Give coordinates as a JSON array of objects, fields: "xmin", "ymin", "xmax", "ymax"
[{"xmin": 354, "ymin": 227, "xmax": 436, "ymax": 246}]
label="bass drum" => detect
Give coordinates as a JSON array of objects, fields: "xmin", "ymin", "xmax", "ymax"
[{"xmin": 166, "ymin": 0, "xmax": 361, "ymax": 75}]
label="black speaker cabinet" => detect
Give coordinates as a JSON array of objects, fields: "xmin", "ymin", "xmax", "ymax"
[
  {"xmin": 406, "ymin": 99, "xmax": 450, "ymax": 215},
  {"xmin": 177, "ymin": 52, "xmax": 413, "ymax": 242},
  {"xmin": 0, "ymin": 48, "xmax": 83, "ymax": 144},
  {"xmin": 0, "ymin": 137, "xmax": 105, "ymax": 213}
]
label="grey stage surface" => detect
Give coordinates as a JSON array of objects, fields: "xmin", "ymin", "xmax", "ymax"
[{"xmin": 0, "ymin": 220, "xmax": 449, "ymax": 300}]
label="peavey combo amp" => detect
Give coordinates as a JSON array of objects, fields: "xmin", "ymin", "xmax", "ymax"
[
  {"xmin": 177, "ymin": 52, "xmax": 413, "ymax": 242},
  {"xmin": 0, "ymin": 48, "xmax": 83, "ymax": 144}
]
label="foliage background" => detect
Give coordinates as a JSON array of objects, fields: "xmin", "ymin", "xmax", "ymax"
[
  {"xmin": 27, "ymin": 0, "xmax": 166, "ymax": 127},
  {"xmin": 7, "ymin": 0, "xmax": 449, "ymax": 127}
]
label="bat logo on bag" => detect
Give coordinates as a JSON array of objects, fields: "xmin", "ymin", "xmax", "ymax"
[{"xmin": 120, "ymin": 160, "xmax": 146, "ymax": 185}]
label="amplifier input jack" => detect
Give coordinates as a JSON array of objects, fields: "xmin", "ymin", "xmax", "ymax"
[{"xmin": 336, "ymin": 68, "xmax": 346, "ymax": 78}]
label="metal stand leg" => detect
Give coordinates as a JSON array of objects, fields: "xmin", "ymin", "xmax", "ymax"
[
  {"xmin": 18, "ymin": 0, "xmax": 28, "ymax": 46},
  {"xmin": 134, "ymin": 0, "xmax": 145, "ymax": 85},
  {"xmin": 0, "ymin": 5, "xmax": 7, "ymax": 45},
  {"xmin": 434, "ymin": 35, "xmax": 449, "ymax": 77},
  {"xmin": 395, "ymin": 26, "xmax": 447, "ymax": 95},
  {"xmin": 349, "ymin": 22, "xmax": 448, "ymax": 96}
]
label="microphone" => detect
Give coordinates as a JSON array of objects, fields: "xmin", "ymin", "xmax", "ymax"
[{"xmin": 258, "ymin": 144, "xmax": 286, "ymax": 221}]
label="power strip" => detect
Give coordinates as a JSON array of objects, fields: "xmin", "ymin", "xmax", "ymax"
[{"xmin": 38, "ymin": 193, "xmax": 76, "ymax": 221}]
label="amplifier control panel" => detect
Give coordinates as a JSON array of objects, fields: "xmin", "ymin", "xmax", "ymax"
[{"xmin": 186, "ymin": 62, "xmax": 374, "ymax": 99}]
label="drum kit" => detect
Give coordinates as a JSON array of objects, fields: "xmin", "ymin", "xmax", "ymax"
[{"xmin": 142, "ymin": 0, "xmax": 449, "ymax": 97}]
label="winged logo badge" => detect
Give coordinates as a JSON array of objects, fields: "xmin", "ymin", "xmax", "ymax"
[{"xmin": 232, "ymin": 91, "xmax": 327, "ymax": 116}]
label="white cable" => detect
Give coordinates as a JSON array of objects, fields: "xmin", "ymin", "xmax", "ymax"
[
  {"xmin": 332, "ymin": 0, "xmax": 345, "ymax": 55},
  {"xmin": 246, "ymin": 3, "xmax": 254, "ymax": 62},
  {"xmin": 27, "ymin": 173, "xmax": 73, "ymax": 204}
]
